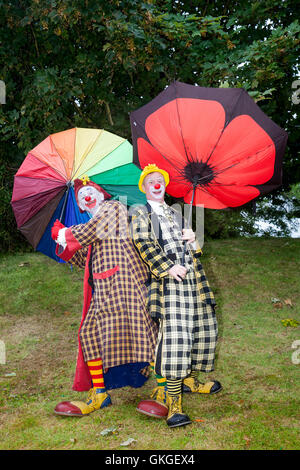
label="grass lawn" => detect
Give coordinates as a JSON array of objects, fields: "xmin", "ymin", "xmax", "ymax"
[{"xmin": 0, "ymin": 238, "xmax": 299, "ymax": 450}]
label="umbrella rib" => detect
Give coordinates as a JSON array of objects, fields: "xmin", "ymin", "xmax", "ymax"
[
  {"xmin": 183, "ymin": 139, "xmax": 278, "ymax": 205},
  {"xmin": 210, "ymin": 181, "xmax": 251, "ymax": 187},
  {"xmin": 71, "ymin": 138, "xmax": 98, "ymax": 180},
  {"xmin": 205, "ymin": 89, "xmax": 244, "ymax": 166},
  {"xmin": 212, "ymin": 141, "xmax": 276, "ymax": 179},
  {"xmin": 205, "ymin": 127, "xmax": 226, "ymax": 166},
  {"xmin": 187, "ymin": 182, "xmax": 223, "ymax": 206},
  {"xmin": 155, "ymin": 153, "xmax": 185, "ymax": 176},
  {"xmin": 132, "ymin": 119, "xmax": 184, "ymax": 175},
  {"xmin": 69, "ymin": 128, "xmax": 77, "ymax": 181},
  {"xmin": 11, "ymin": 183, "xmax": 66, "ymax": 203},
  {"xmin": 50, "ymin": 138, "xmax": 72, "ymax": 182},
  {"xmin": 28, "ymin": 153, "xmax": 68, "ymax": 182},
  {"xmin": 174, "ymin": 83, "xmax": 193, "ymax": 165},
  {"xmin": 71, "ymin": 139, "xmax": 136, "ymax": 182},
  {"xmin": 15, "ymin": 174, "xmax": 67, "ymax": 185},
  {"xmin": 178, "ymin": 177, "xmax": 207, "ymax": 201},
  {"xmin": 72, "ymin": 141, "xmax": 124, "ymax": 180},
  {"xmin": 172, "ymin": 173, "xmax": 190, "ymax": 183},
  {"xmin": 205, "ymin": 90, "xmax": 287, "ymax": 172},
  {"xmin": 70, "ymin": 130, "xmax": 102, "ymax": 180}
]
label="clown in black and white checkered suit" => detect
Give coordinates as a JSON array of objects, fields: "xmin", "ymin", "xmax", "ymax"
[{"xmin": 131, "ymin": 164, "xmax": 222, "ymax": 428}]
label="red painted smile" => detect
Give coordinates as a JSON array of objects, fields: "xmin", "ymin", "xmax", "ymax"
[{"xmin": 85, "ymin": 198, "xmax": 97, "ymax": 209}]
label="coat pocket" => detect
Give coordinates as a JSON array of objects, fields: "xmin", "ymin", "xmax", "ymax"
[{"xmin": 93, "ymin": 265, "xmax": 119, "ymax": 279}]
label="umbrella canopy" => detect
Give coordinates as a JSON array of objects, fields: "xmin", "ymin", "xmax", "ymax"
[
  {"xmin": 130, "ymin": 81, "xmax": 288, "ymax": 209},
  {"xmin": 11, "ymin": 127, "xmax": 146, "ymax": 261}
]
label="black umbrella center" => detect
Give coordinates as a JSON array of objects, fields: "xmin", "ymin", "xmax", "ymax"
[{"xmin": 184, "ymin": 161, "xmax": 215, "ymax": 186}]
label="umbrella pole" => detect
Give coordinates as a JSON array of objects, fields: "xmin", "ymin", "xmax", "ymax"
[
  {"xmin": 58, "ymin": 182, "xmax": 73, "ymax": 272},
  {"xmin": 59, "ymin": 182, "xmax": 71, "ymax": 223},
  {"xmin": 182, "ymin": 183, "xmax": 197, "ymax": 265}
]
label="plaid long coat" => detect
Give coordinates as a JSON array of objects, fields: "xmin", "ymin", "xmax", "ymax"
[{"xmin": 58, "ymin": 200, "xmax": 158, "ymax": 389}]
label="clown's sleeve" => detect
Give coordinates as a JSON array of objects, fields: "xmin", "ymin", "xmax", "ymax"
[
  {"xmin": 55, "ymin": 228, "xmax": 88, "ymax": 267},
  {"xmin": 58, "ymin": 201, "xmax": 122, "ymax": 255},
  {"xmin": 130, "ymin": 207, "xmax": 174, "ymax": 279}
]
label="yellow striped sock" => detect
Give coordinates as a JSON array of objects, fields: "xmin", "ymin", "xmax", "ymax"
[
  {"xmin": 150, "ymin": 362, "xmax": 167, "ymax": 387},
  {"xmin": 87, "ymin": 358, "xmax": 105, "ymax": 390},
  {"xmin": 156, "ymin": 376, "xmax": 167, "ymax": 387},
  {"xmin": 166, "ymin": 379, "xmax": 182, "ymax": 397}
]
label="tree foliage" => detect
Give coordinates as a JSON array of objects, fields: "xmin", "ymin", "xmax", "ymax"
[{"xmin": 0, "ymin": 0, "xmax": 299, "ymax": 251}]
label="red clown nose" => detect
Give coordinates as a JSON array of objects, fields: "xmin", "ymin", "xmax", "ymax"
[
  {"xmin": 154, "ymin": 184, "xmax": 161, "ymax": 189},
  {"xmin": 85, "ymin": 196, "xmax": 91, "ymax": 202}
]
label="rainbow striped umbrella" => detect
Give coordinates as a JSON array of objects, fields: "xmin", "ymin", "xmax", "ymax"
[{"xmin": 11, "ymin": 128, "xmax": 145, "ymax": 261}]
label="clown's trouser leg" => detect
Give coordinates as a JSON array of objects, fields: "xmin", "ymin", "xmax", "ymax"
[
  {"xmin": 151, "ymin": 302, "xmax": 221, "ymax": 400},
  {"xmin": 166, "ymin": 379, "xmax": 191, "ymax": 428},
  {"xmin": 149, "ymin": 362, "xmax": 168, "ymax": 406}
]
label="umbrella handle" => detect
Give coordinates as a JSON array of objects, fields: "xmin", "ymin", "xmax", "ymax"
[{"xmin": 181, "ymin": 183, "xmax": 197, "ymax": 265}]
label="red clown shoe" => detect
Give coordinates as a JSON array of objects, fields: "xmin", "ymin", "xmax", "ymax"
[{"xmin": 136, "ymin": 399, "xmax": 168, "ymax": 418}]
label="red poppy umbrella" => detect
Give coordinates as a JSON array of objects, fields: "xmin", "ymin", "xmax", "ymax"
[{"xmin": 130, "ymin": 81, "xmax": 288, "ymax": 210}]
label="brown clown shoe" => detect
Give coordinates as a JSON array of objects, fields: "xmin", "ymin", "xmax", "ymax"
[
  {"xmin": 54, "ymin": 388, "xmax": 112, "ymax": 417},
  {"xmin": 182, "ymin": 377, "xmax": 222, "ymax": 395}
]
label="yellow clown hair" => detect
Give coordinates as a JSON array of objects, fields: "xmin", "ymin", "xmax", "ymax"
[{"xmin": 138, "ymin": 164, "xmax": 169, "ymax": 193}]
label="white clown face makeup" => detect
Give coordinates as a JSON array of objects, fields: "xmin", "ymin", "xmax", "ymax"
[
  {"xmin": 77, "ymin": 185, "xmax": 104, "ymax": 216},
  {"xmin": 142, "ymin": 172, "xmax": 166, "ymax": 203}
]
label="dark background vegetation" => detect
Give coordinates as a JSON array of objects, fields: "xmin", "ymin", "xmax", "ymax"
[{"xmin": 1, "ymin": 0, "xmax": 299, "ymax": 252}]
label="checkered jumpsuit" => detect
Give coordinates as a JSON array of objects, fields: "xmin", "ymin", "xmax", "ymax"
[{"xmin": 153, "ymin": 205, "xmax": 218, "ymax": 380}]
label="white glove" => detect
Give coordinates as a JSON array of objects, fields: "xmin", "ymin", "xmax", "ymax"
[{"xmin": 57, "ymin": 227, "xmax": 67, "ymax": 249}]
